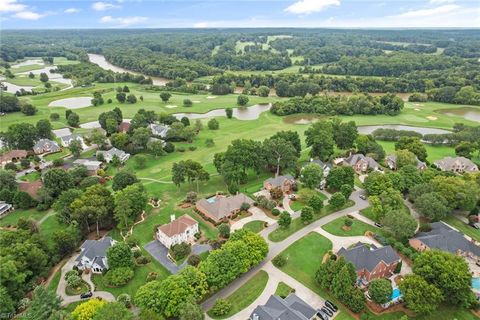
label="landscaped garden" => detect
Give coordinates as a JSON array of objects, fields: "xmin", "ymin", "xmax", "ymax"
[{"xmin": 322, "ymin": 216, "xmax": 382, "ymax": 237}]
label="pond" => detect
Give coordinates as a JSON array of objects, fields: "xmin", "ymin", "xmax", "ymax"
[
  {"xmin": 173, "ymin": 104, "xmax": 271, "ymax": 121},
  {"xmin": 282, "ymin": 114, "xmax": 322, "ymax": 124},
  {"xmin": 436, "ymin": 107, "xmax": 480, "ymax": 122},
  {"xmin": 48, "ymin": 97, "xmax": 92, "ymax": 109},
  {"xmin": 88, "ymin": 53, "xmax": 168, "ymax": 86},
  {"xmin": 357, "ymin": 125, "xmax": 450, "ymax": 135}
]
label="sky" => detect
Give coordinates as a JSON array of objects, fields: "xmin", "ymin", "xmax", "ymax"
[{"xmin": 1, "ymin": 0, "xmax": 479, "ymax": 29}]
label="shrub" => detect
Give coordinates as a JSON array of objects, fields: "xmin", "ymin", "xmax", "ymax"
[
  {"xmin": 52, "ymin": 158, "xmax": 64, "ymax": 167},
  {"xmin": 133, "ymin": 250, "xmax": 142, "ymax": 258},
  {"xmin": 207, "ymin": 118, "xmax": 219, "ymax": 130},
  {"xmin": 65, "ymin": 270, "xmax": 79, "ymax": 280},
  {"xmin": 272, "ymin": 254, "xmax": 287, "ymax": 268},
  {"xmin": 50, "ymin": 113, "xmax": 60, "ymax": 121},
  {"xmin": 240, "ymin": 202, "xmax": 251, "ymax": 211},
  {"xmin": 186, "ymin": 191, "xmax": 197, "ymax": 203},
  {"xmin": 146, "ymin": 272, "xmax": 158, "ymax": 282},
  {"xmin": 105, "ymin": 267, "xmax": 134, "ymax": 286},
  {"xmin": 183, "ymin": 99, "xmax": 193, "ymax": 107},
  {"xmin": 117, "ymin": 293, "xmax": 132, "ymax": 308},
  {"xmin": 271, "ymin": 208, "xmax": 280, "ymax": 216},
  {"xmin": 164, "ymin": 142, "xmax": 175, "ymax": 153},
  {"xmin": 187, "ymin": 254, "xmax": 201, "ymax": 266},
  {"xmin": 177, "ymin": 147, "xmax": 186, "ymax": 152},
  {"xmin": 170, "ymin": 242, "xmax": 191, "ymax": 261},
  {"xmin": 188, "ymin": 146, "xmax": 197, "ymax": 151},
  {"xmin": 211, "ymin": 299, "xmax": 231, "ymax": 316},
  {"xmin": 136, "ymin": 255, "xmax": 151, "ymax": 265},
  {"xmin": 205, "ymin": 138, "xmax": 215, "ymax": 147},
  {"xmin": 4, "ymin": 163, "xmax": 17, "ymax": 171},
  {"xmin": 66, "ymin": 274, "xmax": 82, "ymax": 289},
  {"xmin": 269, "ymin": 187, "xmax": 283, "ymax": 200},
  {"xmin": 344, "ymin": 218, "xmax": 353, "ymax": 227},
  {"xmin": 218, "ymin": 223, "xmax": 230, "ymax": 238}
]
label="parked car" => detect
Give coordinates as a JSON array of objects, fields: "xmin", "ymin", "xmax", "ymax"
[
  {"xmin": 321, "ymin": 307, "xmax": 333, "ymax": 317},
  {"xmin": 288, "ymin": 194, "xmax": 297, "ymax": 200},
  {"xmin": 325, "ymin": 300, "xmax": 338, "ymax": 312},
  {"xmin": 80, "ymin": 291, "xmax": 93, "ymax": 299},
  {"xmin": 323, "ymin": 304, "xmax": 336, "ymax": 314},
  {"xmin": 374, "ymin": 222, "xmax": 383, "ymax": 228},
  {"xmin": 316, "ymin": 309, "xmax": 329, "ymax": 320},
  {"xmin": 359, "ymin": 194, "xmax": 367, "ymax": 200}
]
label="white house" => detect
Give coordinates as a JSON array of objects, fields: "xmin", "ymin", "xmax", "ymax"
[
  {"xmin": 96, "ymin": 147, "xmax": 130, "ymax": 163},
  {"xmin": 60, "ymin": 133, "xmax": 84, "ymax": 148},
  {"xmin": 75, "ymin": 237, "xmax": 116, "ymax": 273},
  {"xmin": 156, "ymin": 214, "xmax": 199, "ymax": 248},
  {"xmin": 149, "ymin": 123, "xmax": 170, "ymax": 138}
]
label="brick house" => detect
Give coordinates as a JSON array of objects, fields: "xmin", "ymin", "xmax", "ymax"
[
  {"xmin": 0, "ymin": 149, "xmax": 28, "ymax": 167},
  {"xmin": 386, "ymin": 154, "xmax": 427, "ymax": 170},
  {"xmin": 337, "ymin": 242, "xmax": 400, "ymax": 283},
  {"xmin": 434, "ymin": 156, "xmax": 479, "ymax": 174},
  {"xmin": 156, "ymin": 214, "xmax": 199, "ymax": 248},
  {"xmin": 342, "ymin": 154, "xmax": 380, "ymax": 173},
  {"xmin": 196, "ymin": 193, "xmax": 254, "ymax": 223},
  {"xmin": 263, "ymin": 174, "xmax": 296, "ymax": 193}
]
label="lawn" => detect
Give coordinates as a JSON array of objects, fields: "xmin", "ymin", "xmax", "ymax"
[
  {"xmin": 377, "ymin": 140, "xmax": 456, "ymax": 163},
  {"xmin": 442, "ymin": 216, "xmax": 480, "ymax": 242},
  {"xmin": 268, "ymin": 201, "xmax": 354, "ymax": 242},
  {"xmin": 360, "ymin": 206, "xmax": 379, "ymax": 222},
  {"xmin": 322, "ymin": 216, "xmax": 382, "ymax": 237},
  {"xmin": 19, "ymin": 171, "xmax": 41, "ymax": 182},
  {"xmin": 290, "ymin": 188, "xmax": 328, "ymax": 212},
  {"xmin": 43, "ymin": 149, "xmax": 71, "ymax": 161},
  {"xmin": 65, "ymin": 281, "xmax": 90, "ymax": 296},
  {"xmin": 207, "ymin": 270, "xmax": 269, "ymax": 319},
  {"xmin": 274, "ymin": 282, "xmax": 294, "ymax": 298},
  {"xmin": 0, "ymin": 208, "xmax": 50, "ymax": 227},
  {"xmin": 243, "ymin": 220, "xmax": 266, "ymax": 233}
]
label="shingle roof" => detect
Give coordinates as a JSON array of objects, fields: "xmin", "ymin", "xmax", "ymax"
[
  {"xmin": 386, "ymin": 154, "xmax": 426, "ymax": 169},
  {"xmin": 197, "ymin": 193, "xmax": 254, "ymax": 221},
  {"xmin": 73, "ymin": 159, "xmax": 102, "ymax": 171},
  {"xmin": 75, "ymin": 237, "xmax": 115, "ymax": 263},
  {"xmin": 413, "ymin": 221, "xmax": 480, "ymax": 256},
  {"xmin": 0, "ymin": 150, "xmax": 28, "ymax": 163},
  {"xmin": 344, "ymin": 154, "xmax": 379, "ymax": 169},
  {"xmin": 158, "ymin": 214, "xmax": 198, "ymax": 237},
  {"xmin": 338, "ymin": 243, "xmax": 400, "ymax": 272},
  {"xmin": 434, "ymin": 157, "xmax": 478, "ymax": 172},
  {"xmin": 149, "ymin": 123, "xmax": 170, "ymax": 137},
  {"xmin": 60, "ymin": 133, "xmax": 82, "ymax": 143},
  {"xmin": 265, "ymin": 175, "xmax": 295, "ymax": 188},
  {"xmin": 250, "ymin": 294, "xmax": 315, "ymax": 320},
  {"xmin": 33, "ymin": 139, "xmax": 60, "ymax": 152}
]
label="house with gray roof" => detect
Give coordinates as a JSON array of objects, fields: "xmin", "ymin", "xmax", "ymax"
[
  {"xmin": 196, "ymin": 193, "xmax": 254, "ymax": 223},
  {"xmin": 309, "ymin": 159, "xmax": 332, "ymax": 177},
  {"xmin": 60, "ymin": 133, "xmax": 84, "ymax": 148},
  {"xmin": 96, "ymin": 147, "xmax": 130, "ymax": 163},
  {"xmin": 434, "ymin": 156, "xmax": 479, "ymax": 174},
  {"xmin": 250, "ymin": 294, "xmax": 316, "ymax": 320},
  {"xmin": 149, "ymin": 123, "xmax": 170, "ymax": 138},
  {"xmin": 264, "ymin": 174, "xmax": 296, "ymax": 193},
  {"xmin": 386, "ymin": 154, "xmax": 427, "ymax": 171},
  {"xmin": 0, "ymin": 201, "xmax": 14, "ymax": 218},
  {"xmin": 75, "ymin": 237, "xmax": 116, "ymax": 273},
  {"xmin": 33, "ymin": 139, "xmax": 61, "ymax": 154},
  {"xmin": 337, "ymin": 242, "xmax": 400, "ymax": 283},
  {"xmin": 409, "ymin": 221, "xmax": 480, "ymax": 259},
  {"xmin": 73, "ymin": 159, "xmax": 103, "ymax": 174},
  {"xmin": 342, "ymin": 154, "xmax": 380, "ymax": 173}
]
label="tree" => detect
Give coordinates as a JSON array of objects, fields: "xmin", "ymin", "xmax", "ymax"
[
  {"xmin": 300, "ymin": 163, "xmax": 323, "ymax": 189},
  {"xmin": 66, "ymin": 273, "xmax": 82, "ymax": 289},
  {"xmin": 36, "ymin": 119, "xmax": 52, "ymax": 139},
  {"xmin": 50, "ymin": 113, "xmax": 60, "ymax": 121},
  {"xmin": 39, "ymin": 72, "xmax": 49, "ymax": 82},
  {"xmin": 116, "ymin": 92, "xmax": 126, "ymax": 103},
  {"xmin": 237, "ymin": 94, "xmax": 249, "ymax": 106},
  {"xmin": 413, "ymin": 250, "xmax": 475, "ymax": 307},
  {"xmin": 263, "ymin": 138, "xmax": 298, "ymax": 177},
  {"xmin": 271, "ymin": 131, "xmax": 301, "ymax": 157},
  {"xmin": 114, "ymin": 183, "xmax": 147, "ymax": 229},
  {"xmin": 395, "ymin": 149, "xmax": 418, "ymax": 169},
  {"xmin": 208, "ymin": 118, "xmax": 219, "ymax": 130},
  {"xmin": 72, "ymin": 298, "xmax": 106, "ymax": 320},
  {"xmin": 395, "ymin": 137, "xmax": 427, "ymax": 161},
  {"xmin": 131, "ymin": 127, "xmax": 151, "ymax": 149},
  {"xmin": 382, "ymin": 210, "xmax": 417, "ymax": 241},
  {"xmin": 22, "ymin": 286, "xmax": 62, "ymax": 320},
  {"xmin": 331, "ymin": 263, "xmax": 357, "ymax": 300},
  {"xmin": 333, "ymin": 120, "xmax": 358, "ymax": 149},
  {"xmin": 225, "ymin": 107, "xmax": 233, "ymax": 118},
  {"xmin": 301, "ymin": 206, "xmax": 314, "ymax": 224},
  {"xmin": 112, "ymin": 171, "xmax": 138, "ymax": 191},
  {"xmin": 308, "ymin": 194, "xmax": 324, "ymax": 213},
  {"xmin": 92, "ymin": 302, "xmax": 133, "ymax": 320},
  {"xmin": 21, "ymin": 103, "xmax": 37, "ymax": 115},
  {"xmin": 43, "ymin": 168, "xmax": 73, "ymax": 197},
  {"xmin": 53, "ymin": 189, "xmax": 83, "ymax": 223},
  {"xmin": 53, "ymin": 224, "xmax": 79, "ymax": 258},
  {"xmin": 455, "ymin": 141, "xmax": 475, "ymax": 158},
  {"xmin": 69, "ymin": 139, "xmax": 82, "ymax": 158},
  {"xmin": 305, "ymin": 121, "xmax": 334, "ymax": 160},
  {"xmin": 414, "ymin": 192, "xmax": 449, "ymax": 221},
  {"xmin": 110, "ymin": 133, "xmax": 130, "ymax": 150},
  {"xmin": 67, "ymin": 112, "xmax": 80, "ymax": 127},
  {"xmin": 211, "ymin": 299, "xmax": 231, "ymax": 316},
  {"xmin": 326, "ymin": 166, "xmax": 354, "ymax": 191},
  {"xmin": 178, "ymin": 266, "xmax": 209, "ymax": 300},
  {"xmin": 399, "ymin": 275, "xmax": 443, "ymax": 315},
  {"xmin": 364, "ymin": 171, "xmax": 393, "ymax": 196},
  {"xmin": 0, "ymin": 286, "xmax": 14, "ymax": 316},
  {"xmin": 160, "ymin": 92, "xmax": 171, "ymax": 102},
  {"xmin": 368, "ymin": 279, "xmax": 392, "ymax": 304},
  {"xmin": 180, "ymin": 116, "xmax": 190, "ymax": 127},
  {"xmin": 278, "ymin": 211, "xmax": 292, "ymax": 228},
  {"xmin": 3, "ymin": 123, "xmax": 38, "ymax": 150},
  {"xmin": 431, "ymin": 176, "xmax": 478, "ymax": 211},
  {"xmin": 340, "ymin": 184, "xmax": 353, "ymax": 199},
  {"xmin": 257, "ymin": 86, "xmax": 270, "ymax": 97},
  {"xmin": 183, "ymin": 99, "xmax": 193, "ymax": 107},
  {"xmin": 329, "ymin": 192, "xmax": 346, "ymax": 208},
  {"xmin": 178, "ymin": 298, "xmax": 204, "ymax": 320},
  {"xmin": 218, "ymin": 223, "xmax": 230, "ymax": 238},
  {"xmin": 147, "ymin": 139, "xmax": 165, "ymax": 158},
  {"xmin": 127, "ymin": 94, "xmax": 137, "ymax": 104},
  {"xmin": 107, "ymin": 242, "xmax": 134, "ymax": 269}
]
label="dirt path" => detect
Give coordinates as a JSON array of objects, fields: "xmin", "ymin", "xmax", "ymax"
[{"xmin": 120, "ymin": 211, "xmax": 146, "ymax": 241}]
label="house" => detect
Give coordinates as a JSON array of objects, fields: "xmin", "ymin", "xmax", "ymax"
[
  {"xmin": 263, "ymin": 175, "xmax": 296, "ymax": 193},
  {"xmin": 75, "ymin": 237, "xmax": 116, "ymax": 273},
  {"xmin": 118, "ymin": 121, "xmax": 131, "ymax": 133},
  {"xmin": 149, "ymin": 123, "xmax": 170, "ymax": 138},
  {"xmin": 0, "ymin": 201, "xmax": 14, "ymax": 218},
  {"xmin": 337, "ymin": 242, "xmax": 400, "ymax": 283},
  {"xmin": 309, "ymin": 159, "xmax": 332, "ymax": 177},
  {"xmin": 196, "ymin": 193, "xmax": 254, "ymax": 223},
  {"xmin": 386, "ymin": 154, "xmax": 427, "ymax": 170},
  {"xmin": 434, "ymin": 156, "xmax": 479, "ymax": 174},
  {"xmin": 73, "ymin": 159, "xmax": 102, "ymax": 174},
  {"xmin": 250, "ymin": 294, "xmax": 317, "ymax": 320},
  {"xmin": 409, "ymin": 221, "xmax": 480, "ymax": 259},
  {"xmin": 96, "ymin": 147, "xmax": 130, "ymax": 163},
  {"xmin": 342, "ymin": 154, "xmax": 380, "ymax": 172},
  {"xmin": 33, "ymin": 139, "xmax": 60, "ymax": 154},
  {"xmin": 0, "ymin": 149, "xmax": 28, "ymax": 166},
  {"xmin": 60, "ymin": 133, "xmax": 84, "ymax": 148},
  {"xmin": 156, "ymin": 214, "xmax": 199, "ymax": 248}
]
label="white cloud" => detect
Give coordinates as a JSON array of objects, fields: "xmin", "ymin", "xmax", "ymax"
[
  {"xmin": 0, "ymin": 0, "xmax": 26, "ymax": 12},
  {"xmin": 396, "ymin": 4, "xmax": 460, "ymax": 18},
  {"xmin": 92, "ymin": 2, "xmax": 120, "ymax": 11},
  {"xmin": 64, "ymin": 8, "xmax": 80, "ymax": 14},
  {"xmin": 429, "ymin": 0, "xmax": 456, "ymax": 4},
  {"xmin": 100, "ymin": 15, "xmax": 147, "ymax": 26},
  {"xmin": 285, "ymin": 0, "xmax": 340, "ymax": 15},
  {"xmin": 13, "ymin": 10, "xmax": 46, "ymax": 20}
]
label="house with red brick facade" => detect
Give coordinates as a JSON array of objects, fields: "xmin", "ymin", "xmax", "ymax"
[
  {"xmin": 337, "ymin": 242, "xmax": 400, "ymax": 283},
  {"xmin": 263, "ymin": 174, "xmax": 296, "ymax": 193},
  {"xmin": 196, "ymin": 193, "xmax": 254, "ymax": 223}
]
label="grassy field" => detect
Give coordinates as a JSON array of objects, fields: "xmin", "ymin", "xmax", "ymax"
[
  {"xmin": 290, "ymin": 188, "xmax": 328, "ymax": 212},
  {"xmin": 274, "ymin": 281, "xmax": 294, "ymax": 298},
  {"xmin": 0, "ymin": 208, "xmax": 50, "ymax": 227},
  {"xmin": 207, "ymin": 270, "xmax": 269, "ymax": 319},
  {"xmin": 243, "ymin": 220, "xmax": 266, "ymax": 233},
  {"xmin": 268, "ymin": 201, "xmax": 354, "ymax": 242},
  {"xmin": 377, "ymin": 140, "xmax": 456, "ymax": 163},
  {"xmin": 322, "ymin": 216, "xmax": 382, "ymax": 237}
]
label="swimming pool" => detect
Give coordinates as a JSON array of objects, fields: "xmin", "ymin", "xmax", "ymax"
[
  {"xmin": 391, "ymin": 288, "xmax": 402, "ymax": 300},
  {"xmin": 206, "ymin": 196, "xmax": 217, "ymax": 204},
  {"xmin": 472, "ymin": 278, "xmax": 480, "ymax": 290}
]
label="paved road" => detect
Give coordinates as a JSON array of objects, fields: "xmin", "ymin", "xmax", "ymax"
[
  {"xmin": 201, "ymin": 190, "xmax": 369, "ymax": 311},
  {"xmin": 231, "ymin": 207, "xmax": 276, "ymax": 231}
]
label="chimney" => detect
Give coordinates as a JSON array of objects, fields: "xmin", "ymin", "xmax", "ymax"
[{"xmin": 170, "ymin": 214, "xmax": 175, "ymax": 222}]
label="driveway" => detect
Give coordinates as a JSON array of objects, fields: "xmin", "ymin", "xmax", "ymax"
[
  {"xmin": 144, "ymin": 240, "xmax": 210, "ymax": 274},
  {"xmin": 231, "ymin": 207, "xmax": 276, "ymax": 231}
]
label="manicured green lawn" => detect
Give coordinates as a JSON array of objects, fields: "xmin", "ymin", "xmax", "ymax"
[
  {"xmin": 322, "ymin": 216, "xmax": 382, "ymax": 237},
  {"xmin": 360, "ymin": 206, "xmax": 378, "ymax": 222},
  {"xmin": 442, "ymin": 216, "xmax": 480, "ymax": 242},
  {"xmin": 43, "ymin": 149, "xmax": 71, "ymax": 161},
  {"xmin": 207, "ymin": 270, "xmax": 269, "ymax": 319},
  {"xmin": 0, "ymin": 208, "xmax": 50, "ymax": 227},
  {"xmin": 243, "ymin": 220, "xmax": 266, "ymax": 233},
  {"xmin": 65, "ymin": 281, "xmax": 90, "ymax": 296},
  {"xmin": 290, "ymin": 188, "xmax": 328, "ymax": 212},
  {"xmin": 377, "ymin": 140, "xmax": 456, "ymax": 163},
  {"xmin": 268, "ymin": 201, "xmax": 354, "ymax": 242},
  {"xmin": 275, "ymin": 282, "xmax": 294, "ymax": 298},
  {"xmin": 19, "ymin": 171, "xmax": 41, "ymax": 182}
]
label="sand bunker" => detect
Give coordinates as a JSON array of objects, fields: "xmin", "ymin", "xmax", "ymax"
[
  {"xmin": 165, "ymin": 105, "xmax": 178, "ymax": 109},
  {"xmin": 426, "ymin": 116, "xmax": 438, "ymax": 120},
  {"xmin": 414, "ymin": 108, "xmax": 421, "ymax": 111},
  {"xmin": 192, "ymin": 100, "xmax": 201, "ymax": 103},
  {"xmin": 206, "ymin": 96, "xmax": 217, "ymax": 99},
  {"xmin": 48, "ymin": 97, "xmax": 92, "ymax": 109}
]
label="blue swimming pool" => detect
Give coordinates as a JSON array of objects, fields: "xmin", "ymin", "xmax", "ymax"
[
  {"xmin": 473, "ymin": 278, "xmax": 480, "ymax": 290},
  {"xmin": 206, "ymin": 196, "xmax": 217, "ymax": 204},
  {"xmin": 391, "ymin": 288, "xmax": 402, "ymax": 300}
]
